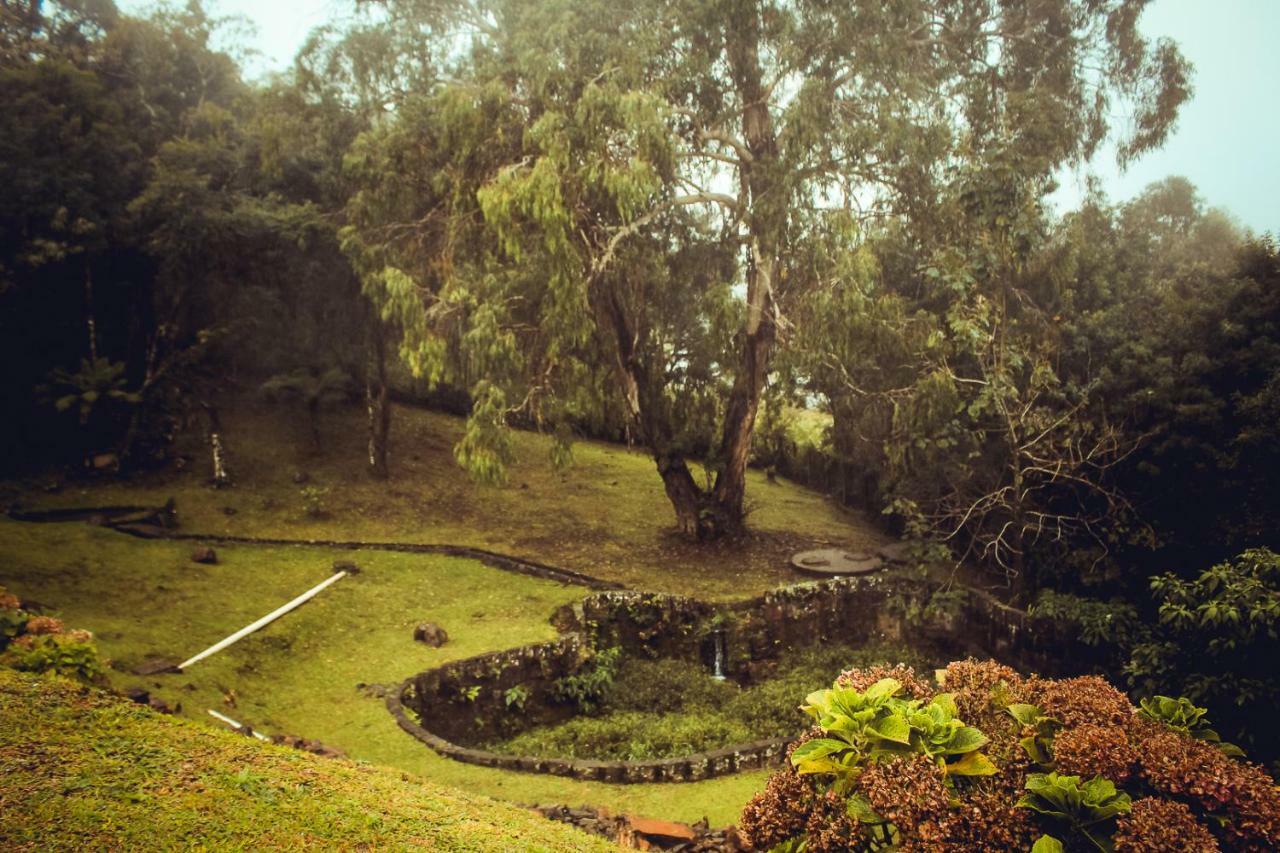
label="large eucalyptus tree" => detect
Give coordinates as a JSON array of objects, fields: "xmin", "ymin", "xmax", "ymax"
[{"xmin": 349, "ymin": 0, "xmax": 1188, "ymax": 539}]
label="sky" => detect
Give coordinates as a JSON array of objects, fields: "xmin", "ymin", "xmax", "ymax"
[{"xmin": 120, "ymin": 0, "xmax": 1279, "ymax": 233}]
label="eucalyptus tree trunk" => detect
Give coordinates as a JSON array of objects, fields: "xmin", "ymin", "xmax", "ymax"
[
  {"xmin": 705, "ymin": 5, "xmax": 782, "ymax": 537},
  {"xmin": 365, "ymin": 322, "xmax": 390, "ymax": 479}
]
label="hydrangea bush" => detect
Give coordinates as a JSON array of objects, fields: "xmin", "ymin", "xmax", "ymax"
[{"xmin": 740, "ymin": 660, "xmax": 1280, "ymax": 851}]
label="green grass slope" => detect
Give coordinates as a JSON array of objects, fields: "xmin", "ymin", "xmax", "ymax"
[
  {"xmin": 6, "ymin": 400, "xmax": 884, "ymax": 599},
  {"xmin": 0, "ymin": 521, "xmax": 767, "ymax": 827},
  {"xmin": 0, "ymin": 668, "xmax": 611, "ymax": 851}
]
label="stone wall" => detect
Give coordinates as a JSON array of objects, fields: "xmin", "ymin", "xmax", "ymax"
[{"xmin": 390, "ymin": 573, "xmax": 1121, "ymax": 784}]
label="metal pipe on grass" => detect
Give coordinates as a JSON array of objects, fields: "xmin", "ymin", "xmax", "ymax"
[
  {"xmin": 207, "ymin": 709, "xmax": 270, "ymax": 741},
  {"xmin": 177, "ymin": 569, "xmax": 351, "ymax": 671}
]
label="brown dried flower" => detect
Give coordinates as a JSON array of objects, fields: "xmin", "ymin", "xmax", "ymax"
[
  {"xmin": 23, "ymin": 615, "xmax": 65, "ymax": 636},
  {"xmin": 1054, "ymin": 724, "xmax": 1138, "ymax": 783},
  {"xmin": 1033, "ymin": 675, "xmax": 1134, "ymax": 729},
  {"xmin": 857, "ymin": 756, "xmax": 950, "ymax": 838},
  {"xmin": 1114, "ymin": 797, "xmax": 1220, "ymax": 852},
  {"xmin": 1136, "ymin": 722, "xmax": 1280, "ymax": 849},
  {"xmin": 837, "ymin": 663, "xmax": 935, "ymax": 699},
  {"xmin": 739, "ymin": 768, "xmax": 821, "ymax": 851}
]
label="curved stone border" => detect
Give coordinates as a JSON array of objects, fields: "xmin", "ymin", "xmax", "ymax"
[
  {"xmin": 386, "ymin": 676, "xmax": 792, "ymax": 784},
  {"xmin": 389, "ymin": 573, "xmax": 1124, "ymax": 782},
  {"xmin": 6, "ymin": 505, "xmax": 622, "ymax": 591}
]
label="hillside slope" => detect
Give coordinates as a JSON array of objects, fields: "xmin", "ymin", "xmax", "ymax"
[
  {"xmin": 0, "ymin": 668, "xmax": 609, "ymax": 851},
  {"xmin": 7, "ymin": 400, "xmax": 884, "ymax": 599}
]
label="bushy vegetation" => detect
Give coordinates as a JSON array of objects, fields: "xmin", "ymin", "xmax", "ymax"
[
  {"xmin": 740, "ymin": 660, "xmax": 1280, "ymax": 851},
  {"xmin": 0, "ymin": 586, "xmax": 103, "ymax": 683},
  {"xmin": 490, "ymin": 642, "xmax": 931, "ymax": 761}
]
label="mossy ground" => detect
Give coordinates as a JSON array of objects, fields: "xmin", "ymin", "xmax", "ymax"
[
  {"xmin": 0, "ymin": 401, "xmax": 888, "ymax": 829},
  {"xmin": 0, "ymin": 668, "xmax": 611, "ymax": 851}
]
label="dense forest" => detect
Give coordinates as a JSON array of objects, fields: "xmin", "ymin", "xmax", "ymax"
[
  {"xmin": 5, "ymin": 1, "xmax": 1276, "ymax": 573},
  {"xmin": 2, "ymin": 1, "xmax": 1278, "ymax": 850}
]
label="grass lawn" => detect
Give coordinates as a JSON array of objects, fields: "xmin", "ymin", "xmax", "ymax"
[
  {"xmin": 0, "ymin": 520, "xmax": 767, "ymax": 827},
  {"xmin": 3, "ymin": 400, "xmax": 885, "ymax": 600},
  {"xmin": 0, "ymin": 668, "xmax": 612, "ymax": 851},
  {"xmin": 0, "ymin": 399, "xmax": 888, "ymax": 829}
]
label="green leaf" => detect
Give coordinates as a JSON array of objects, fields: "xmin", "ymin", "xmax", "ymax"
[
  {"xmin": 869, "ymin": 714, "xmax": 912, "ymax": 745},
  {"xmin": 1031, "ymin": 836, "xmax": 1065, "ymax": 853},
  {"xmin": 1008, "ymin": 703, "xmax": 1043, "ymax": 727},
  {"xmin": 942, "ymin": 726, "xmax": 989, "ymax": 755},
  {"xmin": 863, "ymin": 678, "xmax": 901, "ymax": 701},
  {"xmin": 946, "ymin": 750, "xmax": 998, "ymax": 776}
]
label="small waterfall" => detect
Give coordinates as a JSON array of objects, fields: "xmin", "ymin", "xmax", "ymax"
[{"xmin": 711, "ymin": 628, "xmax": 727, "ymax": 681}]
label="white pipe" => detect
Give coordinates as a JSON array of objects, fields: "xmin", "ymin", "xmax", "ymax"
[
  {"xmin": 208, "ymin": 709, "xmax": 270, "ymax": 741},
  {"xmin": 178, "ymin": 570, "xmax": 349, "ymax": 671}
]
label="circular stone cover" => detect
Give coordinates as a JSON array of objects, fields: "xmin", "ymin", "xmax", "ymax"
[{"xmin": 790, "ymin": 548, "xmax": 884, "ymax": 576}]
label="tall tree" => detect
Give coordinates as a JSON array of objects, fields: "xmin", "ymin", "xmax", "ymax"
[{"xmin": 350, "ymin": 0, "xmax": 1189, "ymax": 538}]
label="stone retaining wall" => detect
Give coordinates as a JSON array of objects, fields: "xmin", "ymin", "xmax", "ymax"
[{"xmin": 391, "ymin": 573, "xmax": 1119, "ymax": 783}]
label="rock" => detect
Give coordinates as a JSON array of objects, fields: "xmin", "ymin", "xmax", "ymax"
[
  {"xmin": 148, "ymin": 696, "xmax": 177, "ymax": 714},
  {"xmin": 877, "ymin": 541, "xmax": 914, "ymax": 564},
  {"xmin": 292, "ymin": 470, "xmax": 310, "ymax": 484},
  {"xmin": 90, "ymin": 452, "xmax": 119, "ymax": 472},
  {"xmin": 625, "ymin": 816, "xmax": 697, "ymax": 847},
  {"xmin": 124, "ymin": 687, "xmax": 151, "ymax": 706},
  {"xmin": 413, "ymin": 622, "xmax": 449, "ymax": 647},
  {"xmin": 333, "ymin": 559, "xmax": 360, "ymax": 575},
  {"xmin": 190, "ymin": 547, "xmax": 218, "ymax": 565},
  {"xmin": 133, "ymin": 657, "xmax": 180, "ymax": 676},
  {"xmin": 550, "ymin": 603, "xmax": 580, "ymax": 634}
]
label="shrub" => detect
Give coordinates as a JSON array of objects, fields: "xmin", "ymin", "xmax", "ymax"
[
  {"xmin": 1126, "ymin": 548, "xmax": 1280, "ymax": 764},
  {"xmin": 491, "ymin": 641, "xmax": 930, "ymax": 760},
  {"xmin": 740, "ymin": 661, "xmax": 1280, "ymax": 852},
  {"xmin": 1, "ymin": 633, "xmax": 104, "ymax": 684}
]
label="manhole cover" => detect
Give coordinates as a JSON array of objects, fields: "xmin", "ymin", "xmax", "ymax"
[{"xmin": 790, "ymin": 548, "xmax": 884, "ymax": 576}]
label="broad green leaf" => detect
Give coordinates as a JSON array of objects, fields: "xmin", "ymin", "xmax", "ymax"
[
  {"xmin": 1008, "ymin": 704, "xmax": 1043, "ymax": 727},
  {"xmin": 946, "ymin": 750, "xmax": 998, "ymax": 776},
  {"xmin": 1030, "ymin": 835, "xmax": 1065, "ymax": 853},
  {"xmin": 863, "ymin": 678, "xmax": 901, "ymax": 701},
  {"xmin": 869, "ymin": 714, "xmax": 912, "ymax": 745},
  {"xmin": 943, "ymin": 726, "xmax": 989, "ymax": 755}
]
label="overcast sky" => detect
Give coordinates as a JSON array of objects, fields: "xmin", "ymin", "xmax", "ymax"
[{"xmin": 121, "ymin": 0, "xmax": 1278, "ymax": 233}]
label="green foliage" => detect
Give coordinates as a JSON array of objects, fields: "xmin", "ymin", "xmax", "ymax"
[
  {"xmin": 1, "ymin": 634, "xmax": 104, "ymax": 684},
  {"xmin": 1017, "ymin": 772, "xmax": 1132, "ymax": 852},
  {"xmin": 1127, "ymin": 548, "xmax": 1280, "ymax": 760},
  {"xmin": 1030, "ymin": 591, "xmax": 1143, "ymax": 649},
  {"xmin": 299, "ymin": 486, "xmax": 331, "ymax": 519},
  {"xmin": 792, "ymin": 679, "xmax": 996, "ymax": 790},
  {"xmin": 499, "ymin": 707, "xmax": 757, "ymax": 762},
  {"xmin": 1138, "ymin": 696, "xmax": 1243, "ymax": 757},
  {"xmin": 1008, "ymin": 703, "xmax": 1063, "ymax": 768},
  {"xmin": 494, "ymin": 642, "xmax": 928, "ymax": 761},
  {"xmin": 45, "ymin": 358, "xmax": 142, "ymax": 426},
  {"xmin": 0, "ymin": 609, "xmax": 29, "ymax": 650},
  {"xmin": 552, "ymin": 645, "xmax": 621, "ymax": 714},
  {"xmin": 502, "ymin": 685, "xmax": 529, "ymax": 712}
]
